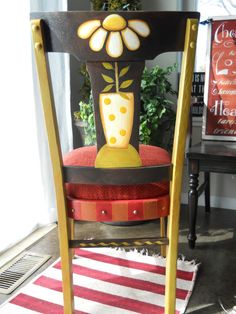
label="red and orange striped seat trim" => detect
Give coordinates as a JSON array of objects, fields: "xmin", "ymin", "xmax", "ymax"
[{"xmin": 67, "ymin": 195, "xmax": 169, "ymax": 222}]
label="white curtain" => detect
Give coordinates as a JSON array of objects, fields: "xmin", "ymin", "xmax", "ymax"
[{"xmin": 0, "ymin": 0, "xmax": 71, "ymax": 253}]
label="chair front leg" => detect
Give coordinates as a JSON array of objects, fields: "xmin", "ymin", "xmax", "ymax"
[
  {"xmin": 160, "ymin": 217, "xmax": 166, "ymax": 257},
  {"xmin": 68, "ymin": 218, "xmax": 75, "ymax": 259}
]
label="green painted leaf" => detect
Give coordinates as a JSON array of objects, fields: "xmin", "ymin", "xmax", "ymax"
[
  {"xmin": 119, "ymin": 66, "xmax": 130, "ymax": 78},
  {"xmin": 102, "ymin": 74, "xmax": 114, "ymax": 83},
  {"xmin": 102, "ymin": 62, "xmax": 114, "ymax": 70},
  {"xmin": 120, "ymin": 80, "xmax": 133, "ymax": 89},
  {"xmin": 102, "ymin": 84, "xmax": 114, "ymax": 92},
  {"xmin": 119, "ymin": 92, "xmax": 130, "ymax": 100}
]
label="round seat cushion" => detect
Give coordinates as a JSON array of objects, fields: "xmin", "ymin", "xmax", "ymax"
[{"xmin": 63, "ymin": 144, "xmax": 170, "ymax": 200}]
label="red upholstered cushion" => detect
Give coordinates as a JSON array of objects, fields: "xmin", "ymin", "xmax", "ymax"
[{"xmin": 63, "ymin": 144, "xmax": 170, "ymax": 200}]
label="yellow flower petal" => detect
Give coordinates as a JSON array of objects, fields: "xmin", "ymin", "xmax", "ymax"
[
  {"xmin": 103, "ymin": 14, "xmax": 126, "ymax": 31},
  {"xmin": 89, "ymin": 27, "xmax": 107, "ymax": 51},
  {"xmin": 128, "ymin": 20, "xmax": 150, "ymax": 37},
  {"xmin": 77, "ymin": 20, "xmax": 101, "ymax": 39},
  {"xmin": 122, "ymin": 27, "xmax": 140, "ymax": 51},
  {"xmin": 106, "ymin": 32, "xmax": 123, "ymax": 58}
]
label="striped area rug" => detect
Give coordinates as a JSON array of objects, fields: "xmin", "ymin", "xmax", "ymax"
[{"xmin": 0, "ymin": 248, "xmax": 199, "ymax": 314}]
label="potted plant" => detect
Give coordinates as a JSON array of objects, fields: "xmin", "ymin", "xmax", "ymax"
[
  {"xmin": 74, "ymin": 95, "xmax": 96, "ymax": 146},
  {"xmin": 140, "ymin": 64, "xmax": 177, "ymax": 151}
]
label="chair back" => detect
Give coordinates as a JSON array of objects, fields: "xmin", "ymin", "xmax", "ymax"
[{"xmin": 31, "ymin": 11, "xmax": 199, "ymax": 170}]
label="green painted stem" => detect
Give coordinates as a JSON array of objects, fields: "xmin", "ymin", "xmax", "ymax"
[{"xmin": 115, "ymin": 62, "xmax": 119, "ymax": 93}]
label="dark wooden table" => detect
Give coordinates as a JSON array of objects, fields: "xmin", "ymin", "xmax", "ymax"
[{"xmin": 187, "ymin": 140, "xmax": 236, "ymax": 248}]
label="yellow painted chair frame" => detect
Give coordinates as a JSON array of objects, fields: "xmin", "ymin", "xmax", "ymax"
[{"xmin": 31, "ymin": 11, "xmax": 198, "ymax": 314}]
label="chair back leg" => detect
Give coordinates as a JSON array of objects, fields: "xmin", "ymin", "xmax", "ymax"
[
  {"xmin": 31, "ymin": 19, "xmax": 74, "ymax": 314},
  {"xmin": 165, "ymin": 18, "xmax": 198, "ymax": 314}
]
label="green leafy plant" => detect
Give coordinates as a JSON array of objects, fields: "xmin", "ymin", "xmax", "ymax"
[
  {"xmin": 140, "ymin": 64, "xmax": 177, "ymax": 149},
  {"xmin": 91, "ymin": 0, "xmax": 142, "ymax": 11},
  {"xmin": 76, "ymin": 64, "xmax": 177, "ymax": 148},
  {"xmin": 74, "ymin": 94, "xmax": 96, "ymax": 146},
  {"xmin": 73, "ymin": 111, "xmax": 81, "ymax": 121},
  {"xmin": 79, "ymin": 63, "xmax": 91, "ymax": 102}
]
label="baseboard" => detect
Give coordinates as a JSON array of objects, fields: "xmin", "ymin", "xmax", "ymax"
[
  {"xmin": 0, "ymin": 224, "xmax": 56, "ymax": 269},
  {"xmin": 181, "ymin": 193, "xmax": 236, "ymax": 210}
]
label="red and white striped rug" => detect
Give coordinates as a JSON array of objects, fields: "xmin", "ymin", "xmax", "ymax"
[{"xmin": 1, "ymin": 248, "xmax": 199, "ymax": 314}]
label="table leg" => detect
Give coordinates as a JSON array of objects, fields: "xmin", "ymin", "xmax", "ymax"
[
  {"xmin": 204, "ymin": 172, "xmax": 210, "ymax": 213},
  {"xmin": 187, "ymin": 160, "xmax": 199, "ymax": 249}
]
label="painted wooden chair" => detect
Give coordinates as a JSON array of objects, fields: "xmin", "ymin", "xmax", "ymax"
[{"xmin": 31, "ymin": 11, "xmax": 199, "ymax": 314}]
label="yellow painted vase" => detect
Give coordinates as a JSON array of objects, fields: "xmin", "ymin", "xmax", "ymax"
[{"xmin": 95, "ymin": 92, "xmax": 141, "ymax": 168}]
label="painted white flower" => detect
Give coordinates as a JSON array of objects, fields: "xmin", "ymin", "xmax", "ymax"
[{"xmin": 77, "ymin": 14, "xmax": 150, "ymax": 58}]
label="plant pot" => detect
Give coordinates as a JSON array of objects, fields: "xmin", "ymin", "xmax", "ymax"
[
  {"xmin": 74, "ymin": 120, "xmax": 87, "ymax": 146},
  {"xmin": 150, "ymin": 119, "xmax": 174, "ymax": 151}
]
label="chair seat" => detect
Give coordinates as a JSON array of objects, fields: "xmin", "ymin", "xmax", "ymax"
[{"xmin": 63, "ymin": 144, "xmax": 171, "ymax": 200}]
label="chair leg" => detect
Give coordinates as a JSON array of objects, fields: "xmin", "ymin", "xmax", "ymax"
[
  {"xmin": 57, "ymin": 206, "xmax": 74, "ymax": 313},
  {"xmin": 68, "ymin": 218, "xmax": 75, "ymax": 259},
  {"xmin": 160, "ymin": 217, "xmax": 166, "ymax": 257},
  {"xmin": 60, "ymin": 232, "xmax": 74, "ymax": 314},
  {"xmin": 204, "ymin": 172, "xmax": 210, "ymax": 213},
  {"xmin": 164, "ymin": 212, "xmax": 179, "ymax": 314}
]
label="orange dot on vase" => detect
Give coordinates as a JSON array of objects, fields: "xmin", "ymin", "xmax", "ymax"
[
  {"xmin": 119, "ymin": 129, "xmax": 126, "ymax": 136},
  {"xmin": 104, "ymin": 98, "xmax": 111, "ymax": 105},
  {"xmin": 109, "ymin": 114, "xmax": 116, "ymax": 121},
  {"xmin": 110, "ymin": 137, "xmax": 117, "ymax": 144},
  {"xmin": 120, "ymin": 106, "xmax": 127, "ymax": 114}
]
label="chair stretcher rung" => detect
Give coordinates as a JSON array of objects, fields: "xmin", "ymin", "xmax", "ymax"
[
  {"xmin": 69, "ymin": 237, "xmax": 169, "ymax": 248},
  {"xmin": 197, "ymin": 180, "xmax": 208, "ymax": 196}
]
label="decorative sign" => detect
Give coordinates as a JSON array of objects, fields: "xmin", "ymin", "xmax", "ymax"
[
  {"xmin": 191, "ymin": 72, "xmax": 205, "ymax": 117},
  {"xmin": 202, "ymin": 17, "xmax": 236, "ymax": 140}
]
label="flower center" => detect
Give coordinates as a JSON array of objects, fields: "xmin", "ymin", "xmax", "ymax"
[{"xmin": 102, "ymin": 14, "xmax": 126, "ymax": 31}]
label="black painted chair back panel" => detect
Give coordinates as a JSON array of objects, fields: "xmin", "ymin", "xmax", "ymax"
[{"xmin": 30, "ymin": 11, "xmax": 199, "ymax": 61}]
